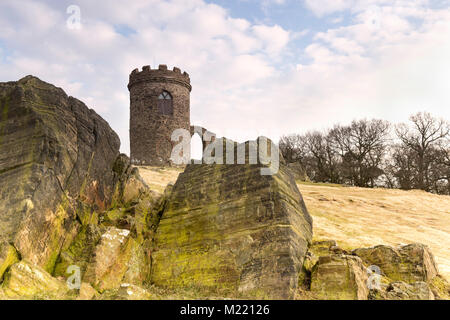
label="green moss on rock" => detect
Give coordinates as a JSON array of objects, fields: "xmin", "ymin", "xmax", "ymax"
[
  {"xmin": 151, "ymin": 141, "xmax": 313, "ymax": 299},
  {"xmin": 53, "ymin": 224, "xmax": 103, "ymax": 278},
  {"xmin": 352, "ymin": 244, "xmax": 438, "ymax": 284},
  {"xmin": 0, "ymin": 242, "xmax": 20, "ymax": 281},
  {"xmin": 310, "ymin": 254, "xmax": 369, "ymax": 300},
  {"xmin": 0, "ymin": 261, "xmax": 72, "ymax": 299}
]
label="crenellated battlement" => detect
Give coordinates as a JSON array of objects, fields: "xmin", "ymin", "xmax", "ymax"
[{"xmin": 128, "ymin": 64, "xmax": 191, "ymax": 91}]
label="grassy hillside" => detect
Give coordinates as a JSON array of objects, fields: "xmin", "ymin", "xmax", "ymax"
[
  {"xmin": 137, "ymin": 166, "xmax": 450, "ymax": 280},
  {"xmin": 297, "ymin": 182, "xmax": 450, "ymax": 280}
]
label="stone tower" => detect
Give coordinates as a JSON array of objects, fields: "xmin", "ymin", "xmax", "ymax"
[{"xmin": 128, "ymin": 64, "xmax": 191, "ymax": 165}]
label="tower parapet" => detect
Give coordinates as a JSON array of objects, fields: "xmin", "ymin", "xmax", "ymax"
[{"xmin": 128, "ymin": 65, "xmax": 191, "ymax": 92}]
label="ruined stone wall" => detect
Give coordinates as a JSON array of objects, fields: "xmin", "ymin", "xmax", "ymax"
[{"xmin": 128, "ymin": 65, "xmax": 191, "ymax": 165}]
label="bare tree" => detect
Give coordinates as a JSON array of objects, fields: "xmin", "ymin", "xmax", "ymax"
[
  {"xmin": 279, "ymin": 134, "xmax": 306, "ymax": 164},
  {"xmin": 386, "ymin": 144, "xmax": 416, "ymax": 190},
  {"xmin": 304, "ymin": 131, "xmax": 340, "ymax": 183},
  {"xmin": 279, "ymin": 112, "xmax": 449, "ymax": 194},
  {"xmin": 329, "ymin": 119, "xmax": 390, "ymax": 187},
  {"xmin": 279, "ymin": 134, "xmax": 309, "ymax": 180},
  {"xmin": 433, "ymin": 138, "xmax": 450, "ymax": 194},
  {"xmin": 395, "ymin": 112, "xmax": 450, "ymax": 191}
]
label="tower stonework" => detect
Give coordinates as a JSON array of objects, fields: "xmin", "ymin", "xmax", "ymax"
[{"xmin": 128, "ymin": 64, "xmax": 191, "ymax": 165}]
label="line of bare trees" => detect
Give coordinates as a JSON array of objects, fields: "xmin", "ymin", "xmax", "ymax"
[{"xmin": 279, "ymin": 112, "xmax": 450, "ymax": 195}]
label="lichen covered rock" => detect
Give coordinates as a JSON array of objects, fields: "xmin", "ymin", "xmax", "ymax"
[
  {"xmin": 151, "ymin": 139, "xmax": 313, "ymax": 299},
  {"xmin": 352, "ymin": 243, "xmax": 438, "ymax": 283},
  {"xmin": 0, "ymin": 241, "xmax": 19, "ymax": 281},
  {"xmin": 301, "ymin": 240, "xmax": 447, "ymax": 300},
  {"xmin": 83, "ymin": 227, "xmax": 131, "ymax": 291},
  {"xmin": 0, "ymin": 76, "xmax": 123, "ymax": 271},
  {"xmin": 0, "ymin": 261, "xmax": 71, "ymax": 299},
  {"xmin": 53, "ymin": 224, "xmax": 103, "ymax": 278},
  {"xmin": 429, "ymin": 275, "xmax": 450, "ymax": 300},
  {"xmin": 77, "ymin": 282, "xmax": 99, "ymax": 300},
  {"xmin": 370, "ymin": 281, "xmax": 435, "ymax": 300},
  {"xmin": 310, "ymin": 254, "xmax": 369, "ymax": 300}
]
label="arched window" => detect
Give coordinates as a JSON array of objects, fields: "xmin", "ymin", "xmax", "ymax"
[{"xmin": 158, "ymin": 90, "xmax": 173, "ymax": 115}]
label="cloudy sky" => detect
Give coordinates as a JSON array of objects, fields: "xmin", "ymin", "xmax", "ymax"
[{"xmin": 1, "ymin": 0, "xmax": 450, "ymax": 154}]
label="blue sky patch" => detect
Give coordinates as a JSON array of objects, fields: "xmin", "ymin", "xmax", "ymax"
[{"xmin": 114, "ymin": 24, "xmax": 137, "ymax": 37}]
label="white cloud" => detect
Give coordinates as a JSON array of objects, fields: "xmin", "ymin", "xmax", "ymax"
[
  {"xmin": 303, "ymin": 0, "xmax": 356, "ymax": 17},
  {"xmin": 252, "ymin": 24, "xmax": 290, "ymax": 56},
  {"xmin": 302, "ymin": 0, "xmax": 431, "ymax": 17},
  {"xmin": 0, "ymin": 0, "xmax": 291, "ymax": 153},
  {"xmin": 0, "ymin": 0, "xmax": 449, "ymax": 154}
]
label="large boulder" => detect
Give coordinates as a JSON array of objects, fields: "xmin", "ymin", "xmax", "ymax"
[
  {"xmin": 310, "ymin": 254, "xmax": 369, "ymax": 300},
  {"xmin": 0, "ymin": 76, "xmax": 123, "ymax": 272},
  {"xmin": 0, "ymin": 261, "xmax": 71, "ymax": 299},
  {"xmin": 82, "ymin": 226, "xmax": 148, "ymax": 292},
  {"xmin": 352, "ymin": 243, "xmax": 448, "ymax": 300},
  {"xmin": 151, "ymin": 139, "xmax": 313, "ymax": 299},
  {"xmin": 302, "ymin": 240, "xmax": 447, "ymax": 300},
  {"xmin": 352, "ymin": 244, "xmax": 439, "ymax": 283}
]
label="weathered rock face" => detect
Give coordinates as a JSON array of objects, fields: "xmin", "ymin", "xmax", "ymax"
[
  {"xmin": 301, "ymin": 240, "xmax": 449, "ymax": 300},
  {"xmin": 82, "ymin": 227, "xmax": 148, "ymax": 292},
  {"xmin": 370, "ymin": 281, "xmax": 435, "ymax": 300},
  {"xmin": 77, "ymin": 282, "xmax": 99, "ymax": 300},
  {"xmin": 0, "ymin": 76, "xmax": 448, "ymax": 301},
  {"xmin": 310, "ymin": 254, "xmax": 369, "ymax": 300},
  {"xmin": 0, "ymin": 261, "xmax": 71, "ymax": 299},
  {"xmin": 353, "ymin": 243, "xmax": 450, "ymax": 300},
  {"xmin": 151, "ymin": 140, "xmax": 313, "ymax": 299},
  {"xmin": 52, "ymin": 166, "xmax": 159, "ymax": 292},
  {"xmin": 0, "ymin": 76, "xmax": 121, "ymax": 271},
  {"xmin": 0, "ymin": 241, "xmax": 19, "ymax": 281},
  {"xmin": 352, "ymin": 244, "xmax": 438, "ymax": 283}
]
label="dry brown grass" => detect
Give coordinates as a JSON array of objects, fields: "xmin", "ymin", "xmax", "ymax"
[
  {"xmin": 136, "ymin": 165, "xmax": 450, "ymax": 279},
  {"xmin": 137, "ymin": 166, "xmax": 184, "ymax": 194},
  {"xmin": 297, "ymin": 182, "xmax": 450, "ymax": 279}
]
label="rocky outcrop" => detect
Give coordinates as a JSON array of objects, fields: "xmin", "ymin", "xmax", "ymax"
[
  {"xmin": 310, "ymin": 254, "xmax": 369, "ymax": 300},
  {"xmin": 370, "ymin": 281, "xmax": 435, "ymax": 300},
  {"xmin": 352, "ymin": 244, "xmax": 450, "ymax": 300},
  {"xmin": 1, "ymin": 76, "xmax": 448, "ymax": 301},
  {"xmin": 151, "ymin": 139, "xmax": 313, "ymax": 299},
  {"xmin": 0, "ymin": 76, "xmax": 159, "ymax": 300},
  {"xmin": 352, "ymin": 244, "xmax": 438, "ymax": 283},
  {"xmin": 52, "ymin": 162, "xmax": 160, "ymax": 292},
  {"xmin": 80, "ymin": 227, "xmax": 148, "ymax": 292},
  {"xmin": 0, "ymin": 261, "xmax": 71, "ymax": 299},
  {"xmin": 0, "ymin": 76, "xmax": 124, "ymax": 271},
  {"xmin": 300, "ymin": 241, "xmax": 449, "ymax": 300}
]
